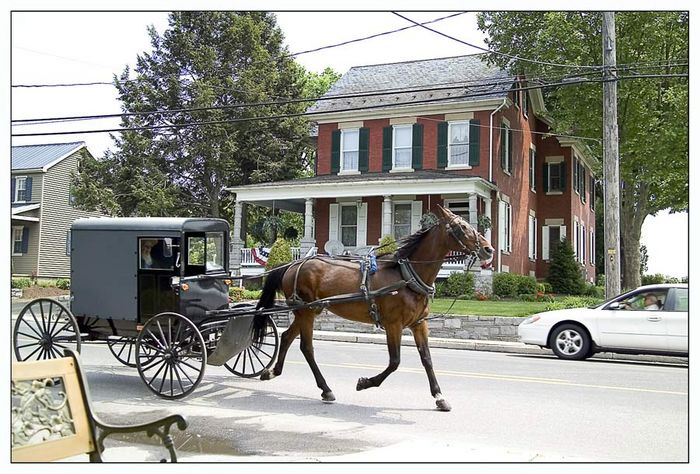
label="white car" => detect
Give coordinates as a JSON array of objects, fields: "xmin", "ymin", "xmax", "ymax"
[{"xmin": 518, "ymin": 284, "xmax": 688, "ymax": 360}]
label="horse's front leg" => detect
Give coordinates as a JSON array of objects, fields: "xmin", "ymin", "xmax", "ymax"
[
  {"xmin": 356, "ymin": 321, "xmax": 402, "ymax": 391},
  {"xmin": 296, "ymin": 311, "xmax": 335, "ymax": 403},
  {"xmin": 410, "ymin": 320, "xmax": 451, "ymax": 411},
  {"xmin": 260, "ymin": 315, "xmax": 300, "ymax": 380}
]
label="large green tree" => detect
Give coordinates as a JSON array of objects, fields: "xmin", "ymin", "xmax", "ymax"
[
  {"xmin": 477, "ymin": 12, "xmax": 688, "ymax": 290},
  {"xmin": 72, "ymin": 12, "xmax": 312, "ymax": 220}
]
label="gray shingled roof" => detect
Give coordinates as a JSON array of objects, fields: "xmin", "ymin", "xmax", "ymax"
[
  {"xmin": 307, "ymin": 54, "xmax": 512, "ymax": 115},
  {"xmin": 11, "ymin": 142, "xmax": 85, "ymax": 171}
]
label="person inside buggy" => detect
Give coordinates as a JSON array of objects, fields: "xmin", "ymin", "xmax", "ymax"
[{"xmin": 140, "ymin": 238, "xmax": 174, "ymax": 270}]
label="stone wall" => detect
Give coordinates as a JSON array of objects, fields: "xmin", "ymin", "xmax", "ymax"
[{"xmin": 270, "ymin": 309, "xmax": 525, "ymax": 342}]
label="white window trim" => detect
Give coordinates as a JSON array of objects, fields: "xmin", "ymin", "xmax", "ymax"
[
  {"xmin": 546, "ymin": 161, "xmax": 564, "ymax": 194},
  {"xmin": 392, "ymin": 124, "xmax": 414, "ymax": 171},
  {"xmin": 581, "ymin": 223, "xmax": 586, "ymax": 264},
  {"xmin": 522, "ymin": 88, "xmax": 529, "ymax": 118},
  {"xmin": 499, "ymin": 199, "xmax": 512, "ymax": 254},
  {"xmin": 12, "ymin": 226, "xmax": 24, "ymax": 256},
  {"xmin": 338, "ymin": 128, "xmax": 360, "ymax": 175},
  {"xmin": 528, "ymin": 213, "xmax": 537, "ymax": 261},
  {"xmin": 446, "ymin": 120, "xmax": 472, "ymax": 170},
  {"xmin": 529, "ymin": 146, "xmax": 536, "ymax": 193},
  {"xmin": 590, "ymin": 230, "xmax": 595, "ymax": 265},
  {"xmin": 392, "ymin": 200, "xmax": 413, "ymax": 239},
  {"xmin": 573, "ymin": 156, "xmax": 580, "ymax": 196},
  {"xmin": 502, "ymin": 122, "xmax": 511, "ymax": 175},
  {"xmin": 14, "ymin": 176, "xmax": 28, "ymax": 203},
  {"xmin": 339, "ymin": 203, "xmax": 359, "ymax": 248}
]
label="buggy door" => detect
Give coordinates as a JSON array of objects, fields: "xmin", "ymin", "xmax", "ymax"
[
  {"xmin": 179, "ymin": 231, "xmax": 229, "ymax": 321},
  {"xmin": 137, "ymin": 237, "xmax": 179, "ymax": 321}
]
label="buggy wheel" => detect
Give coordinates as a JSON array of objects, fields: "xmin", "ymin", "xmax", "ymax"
[
  {"xmin": 136, "ymin": 312, "xmax": 206, "ymax": 399},
  {"xmin": 13, "ymin": 298, "xmax": 81, "ymax": 362},
  {"xmin": 108, "ymin": 336, "xmax": 157, "ymax": 367},
  {"xmin": 226, "ymin": 316, "xmax": 279, "ymax": 378}
]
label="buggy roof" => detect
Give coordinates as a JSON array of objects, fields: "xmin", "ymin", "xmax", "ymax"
[{"xmin": 71, "ymin": 217, "xmax": 229, "ymax": 233}]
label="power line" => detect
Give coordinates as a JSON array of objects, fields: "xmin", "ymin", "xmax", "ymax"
[{"xmin": 15, "ymin": 73, "xmax": 685, "ymax": 138}]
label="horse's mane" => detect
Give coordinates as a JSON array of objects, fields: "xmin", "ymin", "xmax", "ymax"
[{"xmin": 394, "ymin": 223, "xmax": 438, "ymax": 261}]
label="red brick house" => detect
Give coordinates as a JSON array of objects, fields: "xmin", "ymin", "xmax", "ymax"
[{"xmin": 228, "ymin": 54, "xmax": 597, "ymax": 283}]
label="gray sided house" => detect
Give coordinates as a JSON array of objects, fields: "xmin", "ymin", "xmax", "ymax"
[{"xmin": 11, "ymin": 142, "xmax": 103, "ymax": 279}]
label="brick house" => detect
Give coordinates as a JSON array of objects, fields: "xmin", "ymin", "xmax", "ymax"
[
  {"xmin": 227, "ymin": 54, "xmax": 597, "ymax": 283},
  {"xmin": 11, "ymin": 142, "xmax": 103, "ymax": 278}
]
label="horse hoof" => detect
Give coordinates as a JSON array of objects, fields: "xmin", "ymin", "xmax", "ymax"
[
  {"xmin": 435, "ymin": 398, "xmax": 452, "ymax": 412},
  {"xmin": 260, "ymin": 369, "xmax": 275, "ymax": 381},
  {"xmin": 321, "ymin": 391, "xmax": 336, "ymax": 403},
  {"xmin": 356, "ymin": 377, "xmax": 371, "ymax": 391}
]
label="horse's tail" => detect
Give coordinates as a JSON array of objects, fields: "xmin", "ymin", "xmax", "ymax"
[{"xmin": 252, "ymin": 266, "xmax": 287, "ymax": 346}]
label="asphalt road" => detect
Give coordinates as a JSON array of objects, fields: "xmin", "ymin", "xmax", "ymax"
[{"xmin": 61, "ymin": 338, "xmax": 688, "ymax": 463}]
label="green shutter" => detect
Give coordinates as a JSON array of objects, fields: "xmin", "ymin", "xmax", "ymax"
[
  {"xmin": 382, "ymin": 126, "xmax": 393, "ymax": 172},
  {"xmin": 437, "ymin": 121, "xmax": 448, "ymax": 169},
  {"xmin": 560, "ymin": 162, "xmax": 566, "ymax": 191},
  {"xmin": 359, "ymin": 127, "xmax": 369, "ymax": 172},
  {"xmin": 11, "ymin": 177, "xmax": 15, "ymax": 202},
  {"xmin": 500, "ymin": 126, "xmax": 506, "ymax": 171},
  {"xmin": 508, "ymin": 128, "xmax": 513, "ymax": 173},
  {"xmin": 21, "ymin": 227, "xmax": 29, "ymax": 254},
  {"xmin": 412, "ymin": 123, "xmax": 423, "ymax": 170},
  {"xmin": 582, "ymin": 169, "xmax": 586, "ymax": 202},
  {"xmin": 542, "ymin": 163, "xmax": 549, "ymax": 192},
  {"xmin": 468, "ymin": 120, "xmax": 480, "ymax": 166},
  {"xmin": 330, "ymin": 129, "xmax": 341, "ymax": 174}
]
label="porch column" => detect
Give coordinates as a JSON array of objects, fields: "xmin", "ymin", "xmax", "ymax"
[
  {"xmin": 468, "ymin": 193, "xmax": 478, "ymax": 227},
  {"xmin": 230, "ymin": 200, "xmax": 244, "ymax": 277},
  {"xmin": 382, "ymin": 195, "xmax": 393, "ymax": 238},
  {"xmin": 484, "ymin": 196, "xmax": 492, "ymax": 242},
  {"xmin": 300, "ymin": 198, "xmax": 316, "ymax": 256}
]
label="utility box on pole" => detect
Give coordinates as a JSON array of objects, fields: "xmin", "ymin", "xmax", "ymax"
[{"xmin": 602, "ymin": 12, "xmax": 621, "ymax": 298}]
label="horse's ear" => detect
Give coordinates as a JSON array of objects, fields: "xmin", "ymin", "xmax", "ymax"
[{"xmin": 436, "ymin": 204, "xmax": 453, "ymax": 219}]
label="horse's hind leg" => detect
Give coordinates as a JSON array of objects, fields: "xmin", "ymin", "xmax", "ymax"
[
  {"xmin": 410, "ymin": 320, "xmax": 451, "ymax": 412},
  {"xmin": 296, "ymin": 310, "xmax": 335, "ymax": 402},
  {"xmin": 260, "ymin": 315, "xmax": 301, "ymax": 380},
  {"xmin": 356, "ymin": 321, "xmax": 402, "ymax": 391}
]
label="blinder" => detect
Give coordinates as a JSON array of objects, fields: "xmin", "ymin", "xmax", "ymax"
[{"xmin": 444, "ymin": 217, "xmax": 483, "ymax": 270}]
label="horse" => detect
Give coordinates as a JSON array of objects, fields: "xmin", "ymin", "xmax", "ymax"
[{"xmin": 252, "ymin": 205, "xmax": 494, "ymax": 411}]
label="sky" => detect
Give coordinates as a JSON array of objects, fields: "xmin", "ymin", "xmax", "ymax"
[{"xmin": 7, "ymin": 8, "xmax": 690, "ymax": 279}]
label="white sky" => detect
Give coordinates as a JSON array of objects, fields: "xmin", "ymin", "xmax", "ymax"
[{"xmin": 6, "ymin": 8, "xmax": 690, "ymax": 278}]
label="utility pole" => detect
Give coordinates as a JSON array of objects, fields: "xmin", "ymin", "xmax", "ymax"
[{"xmin": 602, "ymin": 12, "xmax": 621, "ymax": 298}]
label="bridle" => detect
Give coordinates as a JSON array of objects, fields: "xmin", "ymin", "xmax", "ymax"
[{"xmin": 444, "ymin": 216, "xmax": 488, "ymax": 266}]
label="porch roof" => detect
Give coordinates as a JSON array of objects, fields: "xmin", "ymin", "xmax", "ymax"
[{"xmin": 227, "ymin": 171, "xmax": 496, "ymax": 207}]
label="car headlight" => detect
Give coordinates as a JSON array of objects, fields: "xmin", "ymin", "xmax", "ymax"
[{"xmin": 521, "ymin": 315, "xmax": 541, "ymax": 325}]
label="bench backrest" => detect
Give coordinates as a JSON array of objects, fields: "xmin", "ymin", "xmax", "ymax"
[{"xmin": 12, "ymin": 356, "xmax": 95, "ymax": 462}]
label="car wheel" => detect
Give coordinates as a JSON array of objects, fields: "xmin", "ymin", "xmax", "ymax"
[{"xmin": 549, "ymin": 324, "xmax": 591, "ymax": 360}]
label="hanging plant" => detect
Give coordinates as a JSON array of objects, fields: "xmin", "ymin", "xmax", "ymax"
[
  {"xmin": 477, "ymin": 215, "xmax": 492, "ymax": 233},
  {"xmin": 420, "ymin": 212, "xmax": 439, "ymax": 229}
]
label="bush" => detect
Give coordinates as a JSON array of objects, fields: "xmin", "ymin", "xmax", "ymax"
[
  {"xmin": 493, "ymin": 272, "xmax": 519, "ymax": 298},
  {"xmin": 12, "ymin": 278, "xmax": 31, "ymax": 289},
  {"xmin": 434, "ymin": 281, "xmax": 447, "ymax": 298},
  {"xmin": 544, "ymin": 296, "xmax": 603, "ymax": 312},
  {"xmin": 517, "ymin": 293, "xmax": 537, "ymax": 302},
  {"xmin": 536, "ymin": 282, "xmax": 553, "ymax": 294},
  {"xmin": 442, "ymin": 271, "xmax": 475, "ymax": 298},
  {"xmin": 55, "ymin": 278, "xmax": 71, "ymax": 290},
  {"xmin": 641, "ymin": 273, "xmax": 666, "ymax": 285},
  {"xmin": 516, "ymin": 275, "xmax": 537, "ymax": 295},
  {"xmin": 376, "ymin": 234, "xmax": 398, "ymax": 257},
  {"xmin": 243, "ymin": 278, "xmax": 262, "ymax": 291},
  {"xmin": 265, "ymin": 238, "xmax": 292, "ymax": 269},
  {"xmin": 583, "ymin": 284, "xmax": 605, "ymax": 298},
  {"xmin": 229, "ymin": 286, "xmax": 245, "ymax": 302},
  {"xmin": 547, "ymin": 239, "xmax": 586, "ymax": 295},
  {"xmin": 242, "ymin": 289, "xmax": 262, "ymax": 300}
]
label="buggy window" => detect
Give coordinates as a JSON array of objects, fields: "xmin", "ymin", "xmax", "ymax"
[
  {"xmin": 139, "ymin": 238, "xmax": 175, "ymax": 270},
  {"xmin": 187, "ymin": 232, "xmax": 225, "ymax": 272}
]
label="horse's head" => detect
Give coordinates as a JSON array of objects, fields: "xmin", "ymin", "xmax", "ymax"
[{"xmin": 436, "ymin": 205, "xmax": 494, "ymax": 266}]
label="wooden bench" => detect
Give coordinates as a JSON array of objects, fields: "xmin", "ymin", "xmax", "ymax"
[{"xmin": 11, "ymin": 348, "xmax": 187, "ymax": 462}]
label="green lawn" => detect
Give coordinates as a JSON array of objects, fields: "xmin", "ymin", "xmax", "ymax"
[{"xmin": 429, "ymin": 298, "xmax": 554, "ymax": 317}]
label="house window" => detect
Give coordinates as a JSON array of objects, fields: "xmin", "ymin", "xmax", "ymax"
[
  {"xmin": 529, "ymin": 149, "xmax": 536, "ymax": 192},
  {"xmin": 499, "ymin": 200, "xmax": 512, "ymax": 253},
  {"xmin": 547, "ymin": 162, "xmax": 564, "ymax": 192},
  {"xmin": 393, "ymin": 125, "xmax": 413, "ymax": 169},
  {"xmin": 528, "ymin": 214, "xmax": 537, "ymax": 260},
  {"xmin": 341, "ymin": 129, "xmax": 359, "ymax": 173},
  {"xmin": 590, "ymin": 230, "xmax": 595, "ymax": 265},
  {"xmin": 340, "ymin": 204, "xmax": 358, "ymax": 247},
  {"xmin": 448, "ymin": 121, "xmax": 469, "ymax": 167},
  {"xmin": 15, "ymin": 177, "xmax": 27, "ymax": 203},
  {"xmin": 573, "ymin": 158, "xmax": 579, "ymax": 195},
  {"xmin": 542, "ymin": 224, "xmax": 566, "ymax": 260},
  {"xmin": 393, "ymin": 203, "xmax": 412, "ymax": 240},
  {"xmin": 501, "ymin": 123, "xmax": 512, "ymax": 173},
  {"xmin": 12, "ymin": 226, "xmax": 24, "ymax": 255},
  {"xmin": 522, "ymin": 87, "xmax": 529, "ymax": 117}
]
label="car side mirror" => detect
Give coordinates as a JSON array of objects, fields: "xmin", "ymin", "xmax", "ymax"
[{"xmin": 608, "ymin": 302, "xmax": 621, "ymax": 310}]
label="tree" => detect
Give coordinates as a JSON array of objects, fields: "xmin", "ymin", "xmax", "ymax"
[
  {"xmin": 265, "ymin": 238, "xmax": 293, "ymax": 269},
  {"xmin": 72, "ymin": 12, "xmax": 312, "ymax": 220},
  {"xmin": 639, "ymin": 245, "xmax": 649, "ymax": 276},
  {"xmin": 477, "ymin": 12, "xmax": 688, "ymax": 290},
  {"xmin": 547, "ymin": 239, "xmax": 586, "ymax": 295}
]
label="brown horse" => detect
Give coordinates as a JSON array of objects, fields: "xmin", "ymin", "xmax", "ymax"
[{"xmin": 252, "ymin": 205, "xmax": 494, "ymax": 411}]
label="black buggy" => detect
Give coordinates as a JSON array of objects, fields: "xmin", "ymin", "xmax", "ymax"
[{"xmin": 12, "ymin": 217, "xmax": 280, "ymax": 399}]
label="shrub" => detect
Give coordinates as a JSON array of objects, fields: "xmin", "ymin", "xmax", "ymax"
[
  {"xmin": 243, "ymin": 278, "xmax": 262, "ymax": 291},
  {"xmin": 493, "ymin": 272, "xmax": 519, "ymax": 298},
  {"xmin": 546, "ymin": 239, "xmax": 586, "ymax": 295},
  {"xmin": 229, "ymin": 286, "xmax": 245, "ymax": 302},
  {"xmin": 442, "ymin": 271, "xmax": 475, "ymax": 298},
  {"xmin": 518, "ymin": 293, "xmax": 537, "ymax": 302},
  {"xmin": 544, "ymin": 296, "xmax": 603, "ymax": 312},
  {"xmin": 473, "ymin": 291, "xmax": 489, "ymax": 301},
  {"xmin": 376, "ymin": 234, "xmax": 398, "ymax": 257},
  {"xmin": 12, "ymin": 278, "xmax": 31, "ymax": 289},
  {"xmin": 242, "ymin": 289, "xmax": 262, "ymax": 300},
  {"xmin": 265, "ymin": 238, "xmax": 292, "ymax": 269},
  {"xmin": 516, "ymin": 275, "xmax": 537, "ymax": 295},
  {"xmin": 536, "ymin": 293, "xmax": 555, "ymax": 303},
  {"xmin": 55, "ymin": 278, "xmax": 71, "ymax": 290},
  {"xmin": 583, "ymin": 284, "xmax": 605, "ymax": 298},
  {"xmin": 641, "ymin": 273, "xmax": 666, "ymax": 285},
  {"xmin": 434, "ymin": 281, "xmax": 447, "ymax": 298}
]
